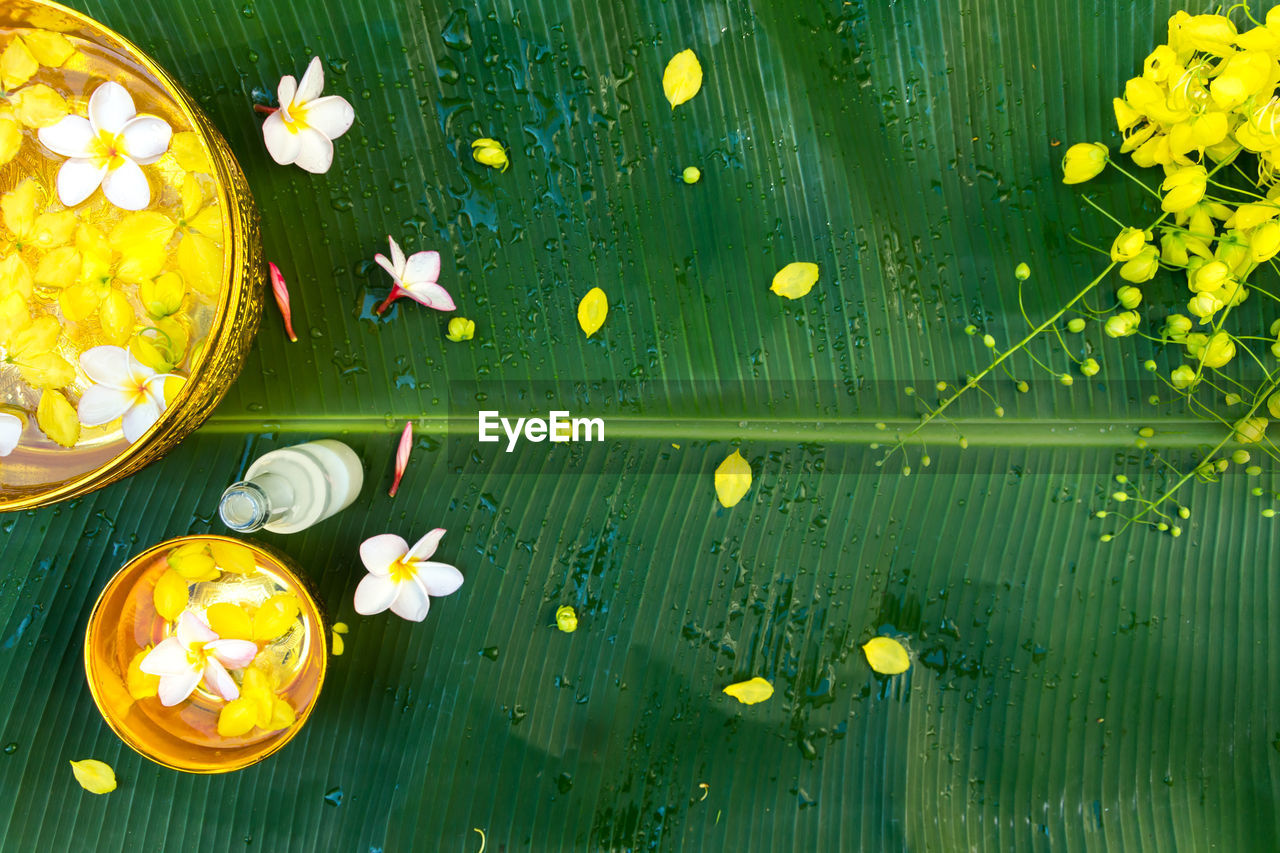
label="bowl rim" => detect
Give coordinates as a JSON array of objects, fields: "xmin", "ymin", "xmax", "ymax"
[
  {"xmin": 82, "ymin": 533, "xmax": 328, "ymax": 774},
  {"xmin": 0, "ymin": 0, "xmax": 251, "ymax": 510}
]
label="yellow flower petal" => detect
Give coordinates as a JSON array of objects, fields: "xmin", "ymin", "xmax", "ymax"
[
  {"xmin": 662, "ymin": 49, "xmax": 703, "ymax": 108},
  {"xmin": 58, "ymin": 283, "xmax": 101, "ymax": 323},
  {"xmin": 0, "ymin": 117, "xmax": 20, "ymax": 166},
  {"xmin": 11, "ymin": 83, "xmax": 67, "ymax": 128},
  {"xmin": 555, "ymin": 605, "xmax": 578, "ymax": 633},
  {"xmin": 34, "ymin": 246, "xmax": 80, "ymax": 290},
  {"xmin": 252, "ymin": 593, "xmax": 301, "ymax": 642},
  {"xmin": 331, "ymin": 632, "xmax": 345, "ymax": 656},
  {"xmin": 167, "ymin": 542, "xmax": 218, "ymax": 582},
  {"xmin": 2, "ymin": 179, "xmax": 38, "ymax": 240},
  {"xmin": 170, "ymin": 131, "xmax": 213, "ymax": 173},
  {"xmin": 139, "ymin": 271, "xmax": 185, "ymax": 318},
  {"xmin": 217, "ymin": 697, "xmax": 259, "ymax": 738},
  {"xmin": 153, "ymin": 569, "xmax": 189, "ymax": 621},
  {"xmin": 862, "ymin": 636, "xmax": 910, "ymax": 675},
  {"xmin": 577, "ymin": 287, "xmax": 608, "ymax": 337},
  {"xmin": 770, "ymin": 262, "xmax": 820, "ymax": 300},
  {"xmin": 176, "ymin": 232, "xmax": 223, "ymax": 296},
  {"xmin": 714, "ymin": 449, "xmax": 752, "ymax": 507},
  {"xmin": 189, "ymin": 204, "xmax": 223, "ymax": 241},
  {"xmin": 126, "ymin": 647, "xmax": 159, "ymax": 700},
  {"xmin": 722, "ymin": 676, "xmax": 773, "ymax": 705},
  {"xmin": 36, "ymin": 389, "xmax": 79, "ymax": 447},
  {"xmin": 20, "ymin": 31, "xmax": 75, "ymax": 67},
  {"xmin": 100, "ymin": 289, "xmax": 135, "ymax": 345},
  {"xmin": 209, "ymin": 540, "xmax": 255, "ymax": 574},
  {"xmin": 1, "ymin": 39, "xmax": 38, "ymax": 91},
  {"xmin": 30, "ymin": 210, "xmax": 75, "ymax": 249},
  {"xmin": 268, "ymin": 697, "xmax": 296, "ymax": 730},
  {"xmin": 68, "ymin": 759, "xmax": 117, "ymax": 795},
  {"xmin": 241, "ymin": 665, "xmax": 277, "ymax": 727},
  {"xmin": 0, "ymin": 291, "xmax": 29, "ymax": 342},
  {"xmin": 111, "ymin": 213, "xmax": 173, "ymax": 283},
  {"xmin": 206, "ymin": 602, "xmax": 253, "ymax": 641},
  {"xmin": 0, "ymin": 255, "xmax": 33, "ymax": 299}
]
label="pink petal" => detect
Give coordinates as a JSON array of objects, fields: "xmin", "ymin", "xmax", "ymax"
[
  {"xmin": 403, "ymin": 250, "xmax": 441, "ymax": 285},
  {"xmin": 157, "ymin": 670, "xmax": 201, "ymax": 707},
  {"xmin": 402, "ymin": 281, "xmax": 456, "ymax": 312},
  {"xmin": 37, "ymin": 115, "xmax": 94, "ymax": 157},
  {"xmin": 359, "ymin": 534, "xmax": 408, "ymax": 574},
  {"xmin": 269, "ymin": 262, "xmax": 298, "ymax": 341},
  {"xmin": 121, "ymin": 397, "xmax": 161, "ymax": 443},
  {"xmin": 412, "ymin": 561, "xmax": 465, "ymax": 597},
  {"xmin": 389, "ymin": 580, "xmax": 430, "ymax": 622},
  {"xmin": 119, "ymin": 115, "xmax": 171, "ymax": 164},
  {"xmin": 139, "ymin": 638, "xmax": 190, "ymax": 676},
  {"xmin": 207, "ymin": 639, "xmax": 258, "ymax": 669},
  {"xmin": 292, "ymin": 128, "xmax": 334, "ymax": 174},
  {"xmin": 405, "ymin": 528, "xmax": 445, "ymax": 561},
  {"xmin": 276, "ymin": 74, "xmax": 298, "ymax": 111},
  {"xmin": 77, "ymin": 384, "xmax": 134, "ymax": 427},
  {"xmin": 176, "ymin": 610, "xmax": 217, "ymax": 644},
  {"xmin": 79, "ymin": 345, "xmax": 132, "ymax": 386},
  {"xmin": 203, "ymin": 658, "xmax": 239, "ymax": 701},
  {"xmin": 262, "ymin": 112, "xmax": 301, "ymax": 165},
  {"xmin": 304, "ymin": 95, "xmax": 354, "ymax": 139},
  {"xmin": 89, "ymin": 82, "xmax": 136, "ymax": 133},
  {"xmin": 353, "ymin": 573, "xmax": 398, "ymax": 615},
  {"xmin": 295, "ymin": 56, "xmax": 326, "ymax": 104},
  {"xmin": 389, "ymin": 421, "xmax": 412, "ymax": 497},
  {"xmin": 0, "ymin": 413, "xmax": 20, "ymax": 457},
  {"xmin": 55, "ymin": 158, "xmax": 106, "ymax": 207}
]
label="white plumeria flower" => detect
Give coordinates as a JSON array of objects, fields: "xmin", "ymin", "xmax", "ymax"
[
  {"xmin": 77, "ymin": 346, "xmax": 179, "ymax": 444},
  {"xmin": 0, "ymin": 412, "xmax": 21, "ymax": 457},
  {"xmin": 373, "ymin": 235, "xmax": 455, "ymax": 315},
  {"xmin": 354, "ymin": 529, "xmax": 464, "ymax": 622},
  {"xmin": 139, "ymin": 610, "xmax": 258, "ymax": 706},
  {"xmin": 262, "ymin": 56, "xmax": 355, "ymax": 174},
  {"xmin": 37, "ymin": 82, "xmax": 172, "ymax": 211}
]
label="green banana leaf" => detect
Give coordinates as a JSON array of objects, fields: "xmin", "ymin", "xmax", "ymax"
[{"xmin": 0, "ymin": 0, "xmax": 1276, "ymax": 850}]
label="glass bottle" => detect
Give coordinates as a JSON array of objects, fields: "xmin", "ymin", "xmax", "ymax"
[{"xmin": 218, "ymin": 440, "xmax": 364, "ymax": 534}]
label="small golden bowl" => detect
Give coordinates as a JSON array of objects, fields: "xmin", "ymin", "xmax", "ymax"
[
  {"xmin": 0, "ymin": 1, "xmax": 263, "ymax": 509},
  {"xmin": 84, "ymin": 535, "xmax": 326, "ymax": 774}
]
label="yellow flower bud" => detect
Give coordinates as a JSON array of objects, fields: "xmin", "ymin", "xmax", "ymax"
[
  {"xmin": 1081, "ymin": 358, "xmax": 1100, "ymax": 377},
  {"xmin": 1171, "ymin": 365, "xmax": 1198, "ymax": 389},
  {"xmin": 1160, "ymin": 166, "xmax": 1207, "ymax": 213},
  {"xmin": 1161, "ymin": 314, "xmax": 1192, "ymax": 340},
  {"xmin": 1187, "ymin": 291, "xmax": 1224, "ymax": 319},
  {"xmin": 1251, "ymin": 220, "xmax": 1280, "ymax": 262},
  {"xmin": 445, "ymin": 316, "xmax": 475, "ymax": 341},
  {"xmin": 1199, "ymin": 331, "xmax": 1236, "ymax": 368},
  {"xmin": 1228, "ymin": 202, "xmax": 1280, "ymax": 231},
  {"xmin": 471, "ymin": 137, "xmax": 509, "ymax": 172},
  {"xmin": 1113, "ymin": 97, "xmax": 1141, "ymax": 132},
  {"xmin": 1061, "ymin": 142, "xmax": 1108, "ymax": 184},
  {"xmin": 1110, "ymin": 227, "xmax": 1148, "ymax": 261},
  {"xmin": 1268, "ymin": 391, "xmax": 1280, "ymax": 419},
  {"xmin": 1104, "ymin": 311, "xmax": 1140, "ymax": 338},
  {"xmin": 1170, "ymin": 13, "xmax": 1237, "ymax": 57},
  {"xmin": 555, "ymin": 605, "xmax": 578, "ymax": 633},
  {"xmin": 1234, "ymin": 416, "xmax": 1268, "ymax": 444},
  {"xmin": 1066, "ymin": 318, "xmax": 1086, "ymax": 333},
  {"xmin": 1190, "ymin": 259, "xmax": 1230, "ymax": 292},
  {"xmin": 1119, "ymin": 247, "xmax": 1159, "ymax": 283},
  {"xmin": 1131, "ymin": 133, "xmax": 1171, "ymax": 168},
  {"xmin": 682, "ymin": 166, "xmax": 701, "ymax": 184},
  {"xmin": 1116, "ymin": 285, "xmax": 1143, "ymax": 308}
]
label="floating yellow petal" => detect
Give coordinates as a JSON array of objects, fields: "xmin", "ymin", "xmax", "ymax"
[
  {"xmin": 21, "ymin": 31, "xmax": 75, "ymax": 68},
  {"xmin": 36, "ymin": 389, "xmax": 78, "ymax": 447},
  {"xmin": 217, "ymin": 697, "xmax": 258, "ymax": 738},
  {"xmin": 0, "ymin": 117, "xmax": 19, "ymax": 167},
  {"xmin": 577, "ymin": 287, "xmax": 608, "ymax": 337},
  {"xmin": 555, "ymin": 605, "xmax": 578, "ymax": 633},
  {"xmin": 268, "ymin": 697, "xmax": 297, "ymax": 730},
  {"xmin": 714, "ymin": 449, "xmax": 752, "ymax": 507},
  {"xmin": 12, "ymin": 83, "xmax": 67, "ymax": 128},
  {"xmin": 252, "ymin": 593, "xmax": 301, "ymax": 642},
  {"xmin": 862, "ymin": 636, "xmax": 910, "ymax": 675},
  {"xmin": 167, "ymin": 542, "xmax": 218, "ymax": 582},
  {"xmin": 126, "ymin": 647, "xmax": 159, "ymax": 700},
  {"xmin": 722, "ymin": 677, "xmax": 773, "ymax": 705},
  {"xmin": 663, "ymin": 49, "xmax": 703, "ymax": 108},
  {"xmin": 170, "ymin": 131, "xmax": 212, "ymax": 173},
  {"xmin": 0, "ymin": 39, "xmax": 37, "ymax": 91},
  {"xmin": 206, "ymin": 602, "xmax": 253, "ymax": 641},
  {"xmin": 770, "ymin": 262, "xmax": 820, "ymax": 300},
  {"xmin": 153, "ymin": 569, "xmax": 188, "ymax": 621},
  {"xmin": 209, "ymin": 540, "xmax": 255, "ymax": 574},
  {"xmin": 69, "ymin": 759, "xmax": 116, "ymax": 795}
]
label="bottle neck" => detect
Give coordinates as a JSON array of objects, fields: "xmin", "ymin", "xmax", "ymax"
[{"xmin": 218, "ymin": 472, "xmax": 294, "ymax": 532}]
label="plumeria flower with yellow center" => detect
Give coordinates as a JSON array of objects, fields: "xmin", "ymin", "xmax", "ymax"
[
  {"xmin": 373, "ymin": 235, "xmax": 455, "ymax": 315},
  {"xmin": 354, "ymin": 529, "xmax": 464, "ymax": 622},
  {"xmin": 0, "ymin": 411, "xmax": 22, "ymax": 457},
  {"xmin": 77, "ymin": 345, "xmax": 180, "ymax": 443},
  {"xmin": 37, "ymin": 81, "xmax": 172, "ymax": 210},
  {"xmin": 139, "ymin": 610, "xmax": 258, "ymax": 706},
  {"xmin": 260, "ymin": 56, "xmax": 355, "ymax": 174}
]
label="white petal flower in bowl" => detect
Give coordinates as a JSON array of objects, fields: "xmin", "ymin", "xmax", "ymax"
[
  {"xmin": 354, "ymin": 529, "xmax": 464, "ymax": 622},
  {"xmin": 77, "ymin": 345, "xmax": 179, "ymax": 444},
  {"xmin": 140, "ymin": 611, "xmax": 258, "ymax": 706},
  {"xmin": 0, "ymin": 412, "xmax": 22, "ymax": 457},
  {"xmin": 37, "ymin": 82, "xmax": 172, "ymax": 211},
  {"xmin": 373, "ymin": 235, "xmax": 455, "ymax": 315},
  {"xmin": 262, "ymin": 56, "xmax": 355, "ymax": 174}
]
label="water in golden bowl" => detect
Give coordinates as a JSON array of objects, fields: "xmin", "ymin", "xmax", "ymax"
[{"xmin": 84, "ymin": 535, "xmax": 326, "ymax": 773}]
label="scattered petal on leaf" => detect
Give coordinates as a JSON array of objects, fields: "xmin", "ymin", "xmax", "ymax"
[
  {"xmin": 722, "ymin": 677, "xmax": 773, "ymax": 705},
  {"xmin": 714, "ymin": 450, "xmax": 752, "ymax": 507},
  {"xmin": 269, "ymin": 262, "xmax": 298, "ymax": 341},
  {"xmin": 577, "ymin": 287, "xmax": 608, "ymax": 337},
  {"xmin": 69, "ymin": 759, "xmax": 116, "ymax": 794},
  {"xmin": 555, "ymin": 605, "xmax": 578, "ymax": 633},
  {"xmin": 331, "ymin": 631, "xmax": 345, "ymax": 656},
  {"xmin": 663, "ymin": 49, "xmax": 703, "ymax": 108},
  {"xmin": 770, "ymin": 262, "xmax": 820, "ymax": 300},
  {"xmin": 389, "ymin": 420, "xmax": 412, "ymax": 497},
  {"xmin": 862, "ymin": 637, "xmax": 911, "ymax": 675}
]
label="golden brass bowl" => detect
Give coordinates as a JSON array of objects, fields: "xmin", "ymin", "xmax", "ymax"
[
  {"xmin": 84, "ymin": 535, "xmax": 327, "ymax": 774},
  {"xmin": 0, "ymin": 0, "xmax": 263, "ymax": 509}
]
